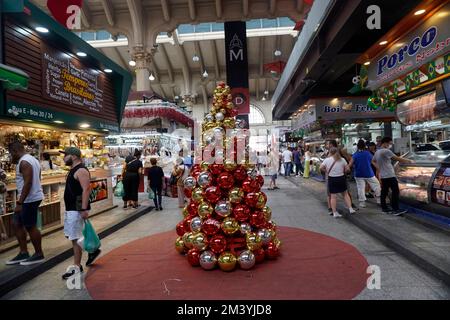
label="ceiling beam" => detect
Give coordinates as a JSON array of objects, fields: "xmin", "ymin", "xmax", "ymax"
[
  {"xmin": 127, "ymin": 0, "xmax": 144, "ymax": 46},
  {"xmin": 173, "ymin": 31, "xmax": 192, "ymax": 95},
  {"xmin": 259, "ymin": 37, "xmax": 265, "ymax": 77},
  {"xmin": 100, "ymin": 0, "xmax": 115, "ymax": 27},
  {"xmin": 269, "ymin": 0, "xmax": 277, "ymax": 16},
  {"xmin": 148, "ymin": 73, "xmax": 275, "ymax": 86},
  {"xmin": 188, "ymin": 0, "xmax": 196, "ymax": 21},
  {"xmin": 215, "ymin": 0, "xmax": 222, "ymax": 19},
  {"xmin": 161, "ymin": 0, "xmax": 171, "ymax": 22},
  {"xmin": 210, "ymin": 40, "xmax": 221, "ymax": 79},
  {"xmin": 80, "ymin": 3, "xmax": 91, "ymax": 29},
  {"xmin": 159, "ymin": 44, "xmax": 174, "ymax": 83},
  {"xmin": 243, "ymin": 0, "xmax": 249, "ymax": 17}
]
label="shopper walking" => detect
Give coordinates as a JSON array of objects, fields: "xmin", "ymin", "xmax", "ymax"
[
  {"xmin": 147, "ymin": 158, "xmax": 165, "ymax": 211},
  {"xmin": 347, "ymin": 140, "xmax": 381, "ymax": 208},
  {"xmin": 372, "ymin": 137, "xmax": 413, "ymax": 215},
  {"xmin": 292, "ymin": 146, "xmax": 304, "ymax": 176},
  {"xmin": 282, "ymin": 147, "xmax": 293, "ymax": 177},
  {"xmin": 173, "ymin": 158, "xmax": 189, "ymax": 208},
  {"xmin": 6, "ymin": 142, "xmax": 45, "ymax": 266},
  {"xmin": 267, "ymin": 150, "xmax": 279, "ymax": 190},
  {"xmin": 122, "ymin": 150, "xmax": 143, "ymax": 209},
  {"xmin": 320, "ymin": 147, "xmax": 355, "ymax": 218},
  {"xmin": 60, "ymin": 147, "xmax": 100, "ymax": 279}
]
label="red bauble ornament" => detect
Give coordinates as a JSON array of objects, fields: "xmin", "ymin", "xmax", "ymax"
[
  {"xmin": 176, "ymin": 221, "xmax": 186, "ymax": 236},
  {"xmin": 250, "ymin": 211, "xmax": 266, "ymax": 228},
  {"xmin": 191, "ymin": 169, "xmax": 201, "ymax": 180},
  {"xmin": 245, "ymin": 192, "xmax": 259, "ymax": 207},
  {"xmin": 233, "ymin": 204, "xmax": 251, "ymax": 222},
  {"xmin": 187, "ymin": 248, "xmax": 201, "ymax": 266},
  {"xmin": 233, "ymin": 166, "xmax": 248, "ymax": 181},
  {"xmin": 229, "ymin": 109, "xmax": 238, "ymax": 117},
  {"xmin": 202, "ymin": 218, "xmax": 221, "ymax": 236},
  {"xmin": 187, "ymin": 202, "xmax": 198, "ymax": 216},
  {"xmin": 242, "ymin": 179, "xmax": 253, "ymax": 193},
  {"xmin": 265, "ymin": 242, "xmax": 280, "ymax": 260},
  {"xmin": 254, "ymin": 248, "xmax": 266, "ymax": 263},
  {"xmin": 245, "ymin": 177, "xmax": 261, "ymax": 192},
  {"xmin": 256, "ymin": 175, "xmax": 264, "ymax": 188},
  {"xmin": 183, "ymin": 217, "xmax": 192, "ymax": 232},
  {"xmin": 204, "ymin": 186, "xmax": 221, "ymax": 204},
  {"xmin": 209, "ymin": 235, "xmax": 227, "ymax": 254},
  {"xmin": 217, "ymin": 172, "xmax": 235, "ymax": 189},
  {"xmin": 184, "ymin": 188, "xmax": 192, "ymax": 198},
  {"xmin": 209, "ymin": 163, "xmax": 224, "ymax": 175}
]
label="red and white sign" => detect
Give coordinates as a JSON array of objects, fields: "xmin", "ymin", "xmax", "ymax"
[{"xmin": 47, "ymin": 0, "xmax": 83, "ymax": 30}]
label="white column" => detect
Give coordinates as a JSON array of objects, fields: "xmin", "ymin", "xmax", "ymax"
[{"xmin": 132, "ymin": 47, "xmax": 151, "ymax": 92}]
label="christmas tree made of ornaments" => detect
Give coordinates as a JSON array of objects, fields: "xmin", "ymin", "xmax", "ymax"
[{"xmin": 175, "ymin": 82, "xmax": 281, "ymax": 272}]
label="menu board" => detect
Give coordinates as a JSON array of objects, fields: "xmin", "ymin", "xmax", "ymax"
[
  {"xmin": 41, "ymin": 43, "xmax": 104, "ymax": 113},
  {"xmin": 431, "ymin": 167, "xmax": 450, "ymax": 207},
  {"xmin": 89, "ymin": 179, "xmax": 108, "ymax": 203}
]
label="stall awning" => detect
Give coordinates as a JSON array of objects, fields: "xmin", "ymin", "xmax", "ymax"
[{"xmin": 0, "ymin": 63, "xmax": 29, "ymax": 91}]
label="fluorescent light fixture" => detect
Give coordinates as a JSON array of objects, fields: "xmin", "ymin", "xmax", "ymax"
[
  {"xmin": 79, "ymin": 123, "xmax": 90, "ymax": 128},
  {"xmin": 414, "ymin": 9, "xmax": 426, "ymax": 15},
  {"xmin": 274, "ymin": 50, "xmax": 282, "ymax": 57},
  {"xmin": 35, "ymin": 27, "xmax": 49, "ymax": 33},
  {"xmin": 24, "ymin": 119, "xmax": 33, "ymax": 122},
  {"xmin": 364, "ymin": 61, "xmax": 370, "ymax": 66},
  {"xmin": 102, "ymin": 129, "xmax": 109, "ymax": 132},
  {"xmin": 264, "ymin": 90, "xmax": 269, "ymax": 95},
  {"xmin": 104, "ymin": 68, "xmax": 113, "ymax": 73},
  {"xmin": 379, "ymin": 41, "xmax": 388, "ymax": 46},
  {"xmin": 54, "ymin": 120, "xmax": 64, "ymax": 124},
  {"xmin": 76, "ymin": 52, "xmax": 87, "ymax": 57},
  {"xmin": 129, "ymin": 60, "xmax": 136, "ymax": 66}
]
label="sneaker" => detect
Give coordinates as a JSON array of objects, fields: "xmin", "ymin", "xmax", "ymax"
[
  {"xmin": 366, "ymin": 193, "xmax": 375, "ymax": 199},
  {"xmin": 159, "ymin": 206, "xmax": 163, "ymax": 211},
  {"xmin": 333, "ymin": 212, "xmax": 343, "ymax": 218},
  {"xmin": 86, "ymin": 248, "xmax": 101, "ymax": 266},
  {"xmin": 62, "ymin": 265, "xmax": 83, "ymax": 280},
  {"xmin": 155, "ymin": 207, "xmax": 160, "ymax": 211},
  {"xmin": 328, "ymin": 208, "xmax": 333, "ymax": 216},
  {"xmin": 19, "ymin": 253, "xmax": 45, "ymax": 266},
  {"xmin": 349, "ymin": 208, "xmax": 356, "ymax": 214},
  {"xmin": 392, "ymin": 209, "xmax": 407, "ymax": 216},
  {"xmin": 351, "ymin": 203, "xmax": 359, "ymax": 211},
  {"xmin": 274, "ymin": 186, "xmax": 280, "ymax": 190},
  {"xmin": 6, "ymin": 252, "xmax": 30, "ymax": 265},
  {"xmin": 382, "ymin": 208, "xmax": 394, "ymax": 214},
  {"xmin": 359, "ymin": 202, "xmax": 367, "ymax": 208}
]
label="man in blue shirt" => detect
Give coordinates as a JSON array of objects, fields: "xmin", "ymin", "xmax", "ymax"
[{"xmin": 347, "ymin": 140, "xmax": 381, "ymax": 208}]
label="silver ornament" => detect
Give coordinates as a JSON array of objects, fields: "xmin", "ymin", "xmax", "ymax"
[
  {"xmin": 247, "ymin": 168, "xmax": 258, "ymax": 179},
  {"xmin": 183, "ymin": 176, "xmax": 197, "ymax": 190},
  {"xmin": 199, "ymin": 250, "xmax": 217, "ymax": 270},
  {"xmin": 190, "ymin": 217, "xmax": 202, "ymax": 233},
  {"xmin": 213, "ymin": 127, "xmax": 224, "ymax": 137},
  {"xmin": 238, "ymin": 250, "xmax": 256, "ymax": 270},
  {"xmin": 215, "ymin": 112, "xmax": 225, "ymax": 122},
  {"xmin": 205, "ymin": 113, "xmax": 214, "ymax": 122},
  {"xmin": 197, "ymin": 171, "xmax": 212, "ymax": 188},
  {"xmin": 215, "ymin": 200, "xmax": 231, "ymax": 218},
  {"xmin": 240, "ymin": 222, "xmax": 252, "ymax": 234},
  {"xmin": 257, "ymin": 228, "xmax": 273, "ymax": 245}
]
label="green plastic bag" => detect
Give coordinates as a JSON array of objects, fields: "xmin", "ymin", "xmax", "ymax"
[
  {"xmin": 82, "ymin": 220, "xmax": 101, "ymax": 253},
  {"xmin": 36, "ymin": 210, "xmax": 43, "ymax": 231},
  {"xmin": 148, "ymin": 188, "xmax": 155, "ymax": 200},
  {"xmin": 114, "ymin": 181, "xmax": 124, "ymax": 197}
]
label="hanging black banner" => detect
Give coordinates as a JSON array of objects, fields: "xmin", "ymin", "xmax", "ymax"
[{"xmin": 224, "ymin": 21, "xmax": 250, "ymax": 116}]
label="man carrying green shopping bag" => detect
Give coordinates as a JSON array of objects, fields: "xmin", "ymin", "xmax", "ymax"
[{"xmin": 60, "ymin": 147, "xmax": 101, "ymax": 280}]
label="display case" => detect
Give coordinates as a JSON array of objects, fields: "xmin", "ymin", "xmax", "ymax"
[
  {"xmin": 429, "ymin": 154, "xmax": 450, "ymax": 217},
  {"xmin": 396, "ymin": 151, "xmax": 450, "ymax": 216}
]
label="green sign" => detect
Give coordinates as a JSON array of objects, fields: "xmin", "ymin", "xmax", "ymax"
[{"xmin": 2, "ymin": 0, "xmax": 24, "ymax": 13}]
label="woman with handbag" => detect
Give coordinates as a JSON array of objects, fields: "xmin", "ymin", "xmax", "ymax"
[
  {"xmin": 122, "ymin": 151, "xmax": 143, "ymax": 209},
  {"xmin": 320, "ymin": 147, "xmax": 356, "ymax": 218}
]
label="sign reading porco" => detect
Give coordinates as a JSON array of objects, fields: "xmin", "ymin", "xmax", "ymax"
[{"xmin": 367, "ymin": 3, "xmax": 450, "ymax": 89}]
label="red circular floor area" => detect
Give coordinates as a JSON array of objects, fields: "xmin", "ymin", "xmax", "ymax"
[{"xmin": 85, "ymin": 226, "xmax": 369, "ymax": 300}]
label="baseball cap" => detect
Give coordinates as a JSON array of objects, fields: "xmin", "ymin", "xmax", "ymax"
[{"xmin": 59, "ymin": 147, "xmax": 82, "ymax": 157}]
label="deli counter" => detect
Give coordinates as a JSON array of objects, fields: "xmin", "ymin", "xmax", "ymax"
[{"xmin": 396, "ymin": 151, "xmax": 450, "ymax": 218}]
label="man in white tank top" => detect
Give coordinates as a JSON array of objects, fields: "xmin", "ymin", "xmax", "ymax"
[{"xmin": 5, "ymin": 142, "xmax": 45, "ymax": 266}]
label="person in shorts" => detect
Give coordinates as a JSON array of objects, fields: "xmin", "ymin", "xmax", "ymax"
[
  {"xmin": 6, "ymin": 142, "xmax": 45, "ymax": 266},
  {"xmin": 61, "ymin": 147, "xmax": 101, "ymax": 280},
  {"xmin": 268, "ymin": 150, "xmax": 279, "ymax": 190}
]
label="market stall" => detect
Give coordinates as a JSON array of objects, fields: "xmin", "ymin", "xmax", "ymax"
[{"xmin": 0, "ymin": 1, "xmax": 132, "ymax": 245}]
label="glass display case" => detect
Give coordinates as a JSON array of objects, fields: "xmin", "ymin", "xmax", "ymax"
[{"xmin": 396, "ymin": 151, "xmax": 449, "ymax": 206}]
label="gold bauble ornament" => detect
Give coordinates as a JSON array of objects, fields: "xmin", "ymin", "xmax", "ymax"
[
  {"xmin": 228, "ymin": 187, "xmax": 244, "ymax": 203},
  {"xmin": 221, "ymin": 217, "xmax": 240, "ymax": 235},
  {"xmin": 262, "ymin": 206, "xmax": 272, "ymax": 221},
  {"xmin": 273, "ymin": 236, "xmax": 282, "ymax": 249},
  {"xmin": 255, "ymin": 193, "xmax": 267, "ymax": 209},
  {"xmin": 226, "ymin": 102, "xmax": 234, "ymax": 109},
  {"xmin": 246, "ymin": 232, "xmax": 263, "ymax": 250},
  {"xmin": 200, "ymin": 161, "xmax": 210, "ymax": 171},
  {"xmin": 175, "ymin": 236, "xmax": 186, "ymax": 254},
  {"xmin": 220, "ymin": 108, "xmax": 227, "ymax": 115},
  {"xmin": 182, "ymin": 232, "xmax": 195, "ymax": 249},
  {"xmin": 182, "ymin": 206, "xmax": 189, "ymax": 218},
  {"xmin": 218, "ymin": 252, "xmax": 237, "ymax": 272},
  {"xmin": 223, "ymin": 118, "xmax": 236, "ymax": 129},
  {"xmin": 198, "ymin": 201, "xmax": 213, "ymax": 219},
  {"xmin": 192, "ymin": 232, "xmax": 209, "ymax": 251},
  {"xmin": 227, "ymin": 94, "xmax": 233, "ymax": 101},
  {"xmin": 191, "ymin": 188, "xmax": 204, "ymax": 203},
  {"xmin": 224, "ymin": 159, "xmax": 237, "ymax": 171}
]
